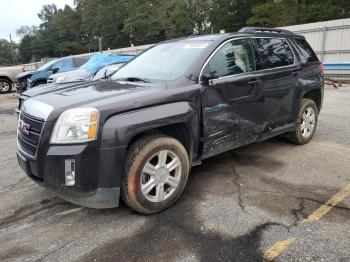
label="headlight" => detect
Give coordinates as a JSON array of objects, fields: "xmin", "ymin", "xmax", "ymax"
[
  {"xmin": 27, "ymin": 79, "xmax": 32, "ymax": 85},
  {"xmin": 50, "ymin": 108, "xmax": 99, "ymax": 144},
  {"xmin": 56, "ymin": 76, "xmax": 67, "ymax": 84}
]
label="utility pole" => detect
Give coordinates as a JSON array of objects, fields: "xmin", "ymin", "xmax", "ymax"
[
  {"xmin": 98, "ymin": 36, "xmax": 103, "ymax": 53},
  {"xmin": 9, "ymin": 34, "xmax": 16, "ymax": 65}
]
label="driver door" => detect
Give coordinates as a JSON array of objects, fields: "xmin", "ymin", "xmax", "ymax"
[{"xmin": 201, "ymin": 38, "xmax": 265, "ymax": 158}]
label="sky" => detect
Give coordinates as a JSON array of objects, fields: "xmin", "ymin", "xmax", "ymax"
[{"xmin": 0, "ymin": 0, "xmax": 74, "ymax": 41}]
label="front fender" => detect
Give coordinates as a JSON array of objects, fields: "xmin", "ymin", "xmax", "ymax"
[{"xmin": 100, "ymin": 101, "xmax": 199, "ymax": 150}]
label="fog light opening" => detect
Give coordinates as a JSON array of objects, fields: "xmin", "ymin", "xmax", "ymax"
[{"xmin": 65, "ymin": 160, "xmax": 76, "ymax": 186}]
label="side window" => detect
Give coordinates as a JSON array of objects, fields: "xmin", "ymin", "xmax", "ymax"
[
  {"xmin": 254, "ymin": 38, "xmax": 294, "ymax": 70},
  {"xmin": 207, "ymin": 38, "xmax": 255, "ymax": 79},
  {"xmin": 294, "ymin": 39, "xmax": 319, "ymax": 63},
  {"xmin": 54, "ymin": 59, "xmax": 74, "ymax": 72}
]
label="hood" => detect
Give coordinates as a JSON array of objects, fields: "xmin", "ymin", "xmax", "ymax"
[
  {"xmin": 17, "ymin": 70, "xmax": 36, "ymax": 80},
  {"xmin": 26, "ymin": 79, "xmax": 167, "ymax": 121},
  {"xmin": 21, "ymin": 81, "xmax": 87, "ymax": 98},
  {"xmin": 50, "ymin": 69, "xmax": 90, "ymax": 83}
]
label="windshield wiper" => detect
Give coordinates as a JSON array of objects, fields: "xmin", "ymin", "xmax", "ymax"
[{"xmin": 115, "ymin": 77, "xmax": 151, "ymax": 83}]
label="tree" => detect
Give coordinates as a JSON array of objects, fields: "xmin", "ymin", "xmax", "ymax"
[
  {"xmin": 247, "ymin": 0, "xmax": 300, "ymax": 27},
  {"xmin": 17, "ymin": 35, "xmax": 35, "ymax": 63},
  {"xmin": 300, "ymin": 1, "xmax": 344, "ymax": 24},
  {"xmin": 13, "ymin": 0, "xmax": 350, "ymax": 63},
  {"xmin": 75, "ymin": 0, "xmax": 130, "ymax": 50},
  {"xmin": 124, "ymin": 0, "xmax": 210, "ymax": 45},
  {"xmin": 247, "ymin": 0, "xmax": 346, "ymax": 27},
  {"xmin": 210, "ymin": 0, "xmax": 263, "ymax": 32},
  {"xmin": 0, "ymin": 39, "xmax": 15, "ymax": 66},
  {"xmin": 16, "ymin": 26, "xmax": 37, "ymax": 38},
  {"xmin": 38, "ymin": 4, "xmax": 58, "ymax": 26}
]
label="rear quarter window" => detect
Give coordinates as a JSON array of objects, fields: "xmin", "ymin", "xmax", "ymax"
[
  {"xmin": 293, "ymin": 39, "xmax": 319, "ymax": 63},
  {"xmin": 254, "ymin": 38, "xmax": 294, "ymax": 70}
]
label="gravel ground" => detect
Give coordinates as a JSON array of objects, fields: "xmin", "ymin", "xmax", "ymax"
[{"xmin": 0, "ymin": 86, "xmax": 349, "ymax": 262}]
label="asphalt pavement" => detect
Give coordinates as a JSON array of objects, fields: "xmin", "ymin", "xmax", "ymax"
[{"xmin": 0, "ymin": 86, "xmax": 349, "ymax": 262}]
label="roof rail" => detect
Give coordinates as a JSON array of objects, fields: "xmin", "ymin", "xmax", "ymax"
[{"xmin": 239, "ymin": 27, "xmax": 294, "ymax": 35}]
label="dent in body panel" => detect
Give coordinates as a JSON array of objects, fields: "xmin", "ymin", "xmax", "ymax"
[
  {"xmin": 300, "ymin": 64, "xmax": 324, "ymax": 94},
  {"xmin": 203, "ymin": 109, "xmax": 262, "ymax": 159},
  {"xmin": 259, "ymin": 67, "xmax": 299, "ymax": 128},
  {"xmin": 201, "ymin": 74, "xmax": 265, "ymax": 159}
]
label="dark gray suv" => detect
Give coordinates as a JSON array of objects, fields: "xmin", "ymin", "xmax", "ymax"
[{"xmin": 17, "ymin": 27, "xmax": 324, "ymax": 214}]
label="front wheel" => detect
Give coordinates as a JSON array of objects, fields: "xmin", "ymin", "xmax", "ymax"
[
  {"xmin": 121, "ymin": 134, "xmax": 189, "ymax": 214},
  {"xmin": 288, "ymin": 98, "xmax": 318, "ymax": 145}
]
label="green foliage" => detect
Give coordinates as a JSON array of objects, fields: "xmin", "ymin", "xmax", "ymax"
[
  {"xmin": 0, "ymin": 39, "xmax": 14, "ymax": 66},
  {"xmin": 11, "ymin": 0, "xmax": 350, "ymax": 63},
  {"xmin": 123, "ymin": 0, "xmax": 210, "ymax": 44},
  {"xmin": 301, "ymin": 1, "xmax": 345, "ymax": 24},
  {"xmin": 248, "ymin": 0, "xmax": 346, "ymax": 27},
  {"xmin": 210, "ymin": 0, "xmax": 263, "ymax": 32}
]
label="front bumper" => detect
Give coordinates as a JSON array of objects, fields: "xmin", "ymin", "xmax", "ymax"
[{"xmin": 17, "ymin": 141, "xmax": 126, "ymax": 209}]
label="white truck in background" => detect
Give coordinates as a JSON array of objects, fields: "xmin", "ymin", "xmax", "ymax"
[{"xmin": 0, "ymin": 62, "xmax": 43, "ymax": 94}]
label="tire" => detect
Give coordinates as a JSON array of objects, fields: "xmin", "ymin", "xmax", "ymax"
[
  {"xmin": 287, "ymin": 98, "xmax": 318, "ymax": 145},
  {"xmin": 0, "ymin": 78, "xmax": 12, "ymax": 94},
  {"xmin": 121, "ymin": 134, "xmax": 189, "ymax": 214}
]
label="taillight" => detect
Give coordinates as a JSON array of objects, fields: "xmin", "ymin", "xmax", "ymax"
[{"xmin": 319, "ymin": 62, "xmax": 324, "ymax": 74}]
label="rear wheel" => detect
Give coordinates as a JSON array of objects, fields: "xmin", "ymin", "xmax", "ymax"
[
  {"xmin": 0, "ymin": 78, "xmax": 12, "ymax": 94},
  {"xmin": 288, "ymin": 99, "xmax": 318, "ymax": 145},
  {"xmin": 121, "ymin": 134, "xmax": 189, "ymax": 214}
]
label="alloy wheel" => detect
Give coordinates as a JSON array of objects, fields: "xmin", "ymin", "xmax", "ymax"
[
  {"xmin": 140, "ymin": 149, "xmax": 182, "ymax": 203},
  {"xmin": 0, "ymin": 81, "xmax": 10, "ymax": 92},
  {"xmin": 301, "ymin": 107, "xmax": 316, "ymax": 139}
]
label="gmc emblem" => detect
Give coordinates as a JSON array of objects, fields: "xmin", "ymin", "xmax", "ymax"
[{"xmin": 18, "ymin": 120, "xmax": 30, "ymax": 135}]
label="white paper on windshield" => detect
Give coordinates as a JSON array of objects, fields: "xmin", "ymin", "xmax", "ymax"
[{"xmin": 183, "ymin": 43, "xmax": 209, "ymax": 49}]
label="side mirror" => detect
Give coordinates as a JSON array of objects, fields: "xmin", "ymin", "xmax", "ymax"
[{"xmin": 52, "ymin": 67, "xmax": 59, "ymax": 74}]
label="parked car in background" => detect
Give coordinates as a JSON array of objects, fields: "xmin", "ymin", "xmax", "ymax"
[
  {"xmin": 48, "ymin": 53, "xmax": 134, "ymax": 84},
  {"xmin": 89, "ymin": 63, "xmax": 126, "ymax": 81},
  {"xmin": 16, "ymin": 57, "xmax": 88, "ymax": 92},
  {"xmin": 0, "ymin": 66, "xmax": 24, "ymax": 94},
  {"xmin": 17, "ymin": 62, "xmax": 127, "ymax": 113},
  {"xmin": 0, "ymin": 62, "xmax": 47, "ymax": 94}
]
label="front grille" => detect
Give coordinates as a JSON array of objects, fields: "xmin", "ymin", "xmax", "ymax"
[{"xmin": 17, "ymin": 113, "xmax": 45, "ymax": 158}]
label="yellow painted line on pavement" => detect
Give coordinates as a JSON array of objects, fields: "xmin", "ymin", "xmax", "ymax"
[
  {"xmin": 263, "ymin": 184, "xmax": 350, "ymax": 261},
  {"xmin": 263, "ymin": 237, "xmax": 296, "ymax": 261},
  {"xmin": 302, "ymin": 184, "xmax": 350, "ymax": 223}
]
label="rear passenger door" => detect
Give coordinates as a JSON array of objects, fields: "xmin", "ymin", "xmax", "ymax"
[{"xmin": 253, "ymin": 37, "xmax": 300, "ymax": 129}]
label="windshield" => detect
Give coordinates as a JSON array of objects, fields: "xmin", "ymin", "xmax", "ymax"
[
  {"xmin": 112, "ymin": 41, "xmax": 210, "ymax": 81},
  {"xmin": 36, "ymin": 59, "xmax": 58, "ymax": 71}
]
